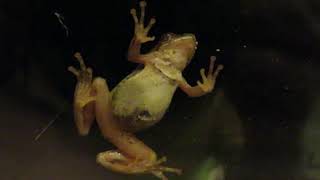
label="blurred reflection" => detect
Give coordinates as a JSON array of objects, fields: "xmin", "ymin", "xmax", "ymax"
[
  {"xmin": 190, "ymin": 157, "xmax": 224, "ymax": 180},
  {"xmin": 169, "ymin": 89, "xmax": 245, "ymax": 179},
  {"xmin": 303, "ymin": 95, "xmax": 320, "ymax": 179}
]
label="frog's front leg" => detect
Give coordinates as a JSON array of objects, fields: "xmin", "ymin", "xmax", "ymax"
[
  {"xmin": 178, "ymin": 56, "xmax": 224, "ymax": 97},
  {"xmin": 69, "ymin": 53, "xmax": 181, "ymax": 180},
  {"xmin": 128, "ymin": 1, "xmax": 156, "ymax": 64}
]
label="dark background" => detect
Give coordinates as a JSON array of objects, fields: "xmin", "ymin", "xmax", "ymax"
[{"xmin": 1, "ymin": 0, "xmax": 320, "ymax": 179}]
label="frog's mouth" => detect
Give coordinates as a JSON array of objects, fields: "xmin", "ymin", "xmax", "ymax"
[
  {"xmin": 157, "ymin": 33, "xmax": 198, "ymax": 48},
  {"xmin": 161, "ymin": 33, "xmax": 197, "ymax": 45},
  {"xmin": 179, "ymin": 33, "xmax": 197, "ymax": 44}
]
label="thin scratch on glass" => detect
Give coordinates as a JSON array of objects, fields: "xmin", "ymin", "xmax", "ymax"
[
  {"xmin": 54, "ymin": 12, "xmax": 70, "ymax": 37},
  {"xmin": 34, "ymin": 111, "xmax": 64, "ymax": 141}
]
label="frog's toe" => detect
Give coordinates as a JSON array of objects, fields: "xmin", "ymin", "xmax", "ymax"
[
  {"xmin": 147, "ymin": 165, "xmax": 182, "ymax": 180},
  {"xmin": 130, "ymin": 8, "xmax": 138, "ymax": 24},
  {"xmin": 138, "ymin": 35, "xmax": 155, "ymax": 43},
  {"xmin": 73, "ymin": 52, "xmax": 87, "ymax": 71},
  {"xmin": 68, "ymin": 66, "xmax": 80, "ymax": 77},
  {"xmin": 139, "ymin": 1, "xmax": 146, "ymax": 22},
  {"xmin": 130, "ymin": 1, "xmax": 156, "ymax": 43},
  {"xmin": 139, "ymin": 0, "xmax": 146, "ymax": 8},
  {"xmin": 145, "ymin": 157, "xmax": 182, "ymax": 178},
  {"xmin": 68, "ymin": 52, "xmax": 93, "ymax": 83},
  {"xmin": 145, "ymin": 17, "xmax": 156, "ymax": 33},
  {"xmin": 208, "ymin": 55, "xmax": 224, "ymax": 79}
]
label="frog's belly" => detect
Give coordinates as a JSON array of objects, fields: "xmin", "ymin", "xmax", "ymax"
[{"xmin": 111, "ymin": 69, "xmax": 177, "ymax": 132}]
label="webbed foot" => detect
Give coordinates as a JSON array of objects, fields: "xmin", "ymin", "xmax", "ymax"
[
  {"xmin": 197, "ymin": 56, "xmax": 224, "ymax": 93},
  {"xmin": 130, "ymin": 1, "xmax": 156, "ymax": 43},
  {"xmin": 68, "ymin": 52, "xmax": 95, "ymax": 108}
]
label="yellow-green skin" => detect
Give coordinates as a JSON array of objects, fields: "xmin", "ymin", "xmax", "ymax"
[
  {"xmin": 111, "ymin": 33, "xmax": 196, "ymax": 132},
  {"xmin": 111, "ymin": 65, "xmax": 178, "ymax": 132}
]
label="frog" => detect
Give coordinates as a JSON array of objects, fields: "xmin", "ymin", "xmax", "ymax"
[{"xmin": 67, "ymin": 1, "xmax": 224, "ymax": 179}]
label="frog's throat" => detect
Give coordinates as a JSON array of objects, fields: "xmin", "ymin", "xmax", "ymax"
[{"xmin": 152, "ymin": 61, "xmax": 183, "ymax": 82}]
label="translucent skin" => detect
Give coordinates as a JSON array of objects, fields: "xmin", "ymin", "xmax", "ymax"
[
  {"xmin": 111, "ymin": 64, "xmax": 178, "ymax": 132},
  {"xmin": 111, "ymin": 34, "xmax": 197, "ymax": 132},
  {"xmin": 68, "ymin": 1, "xmax": 223, "ymax": 180}
]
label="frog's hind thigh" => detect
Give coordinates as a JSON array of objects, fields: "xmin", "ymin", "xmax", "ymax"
[
  {"xmin": 92, "ymin": 77, "xmax": 156, "ymax": 163},
  {"xmin": 92, "ymin": 78, "xmax": 182, "ymax": 179}
]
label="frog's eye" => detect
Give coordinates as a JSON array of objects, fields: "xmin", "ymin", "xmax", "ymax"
[
  {"xmin": 161, "ymin": 33, "xmax": 176, "ymax": 42},
  {"xmin": 160, "ymin": 34, "xmax": 170, "ymax": 42},
  {"xmin": 166, "ymin": 33, "xmax": 174, "ymax": 39}
]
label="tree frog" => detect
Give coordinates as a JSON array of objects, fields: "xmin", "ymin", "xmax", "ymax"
[{"xmin": 68, "ymin": 1, "xmax": 223, "ymax": 179}]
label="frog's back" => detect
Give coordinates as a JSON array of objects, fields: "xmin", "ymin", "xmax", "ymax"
[{"xmin": 111, "ymin": 64, "xmax": 178, "ymax": 132}]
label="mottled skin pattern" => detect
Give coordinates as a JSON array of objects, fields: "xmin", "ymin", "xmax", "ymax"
[{"xmin": 68, "ymin": 1, "xmax": 223, "ymax": 180}]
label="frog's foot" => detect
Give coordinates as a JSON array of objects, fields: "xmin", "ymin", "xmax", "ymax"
[
  {"xmin": 197, "ymin": 56, "xmax": 224, "ymax": 93},
  {"xmin": 68, "ymin": 52, "xmax": 96, "ymax": 135},
  {"xmin": 68, "ymin": 52, "xmax": 95, "ymax": 108},
  {"xmin": 130, "ymin": 1, "xmax": 156, "ymax": 43},
  {"xmin": 97, "ymin": 150, "xmax": 182, "ymax": 180}
]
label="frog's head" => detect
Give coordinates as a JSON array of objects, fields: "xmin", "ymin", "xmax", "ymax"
[{"xmin": 155, "ymin": 33, "xmax": 198, "ymax": 70}]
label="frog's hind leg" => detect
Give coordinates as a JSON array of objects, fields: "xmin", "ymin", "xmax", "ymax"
[
  {"xmin": 69, "ymin": 52, "xmax": 181, "ymax": 179},
  {"xmin": 97, "ymin": 150, "xmax": 181, "ymax": 180},
  {"xmin": 92, "ymin": 78, "xmax": 182, "ymax": 179},
  {"xmin": 68, "ymin": 52, "xmax": 96, "ymax": 136}
]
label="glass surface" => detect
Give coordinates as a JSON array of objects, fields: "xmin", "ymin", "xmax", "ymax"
[{"xmin": 1, "ymin": 0, "xmax": 319, "ymax": 179}]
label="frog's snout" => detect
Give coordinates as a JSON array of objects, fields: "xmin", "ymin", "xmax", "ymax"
[
  {"xmin": 183, "ymin": 33, "xmax": 196, "ymax": 41},
  {"xmin": 182, "ymin": 33, "xmax": 198, "ymax": 48}
]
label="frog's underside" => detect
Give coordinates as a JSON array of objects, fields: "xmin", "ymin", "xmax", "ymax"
[{"xmin": 111, "ymin": 64, "xmax": 178, "ymax": 132}]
